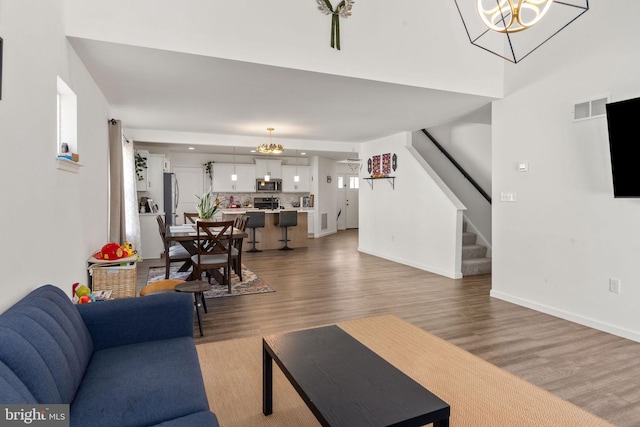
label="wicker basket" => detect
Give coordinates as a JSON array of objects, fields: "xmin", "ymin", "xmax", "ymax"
[{"xmin": 91, "ymin": 264, "xmax": 137, "ymax": 299}]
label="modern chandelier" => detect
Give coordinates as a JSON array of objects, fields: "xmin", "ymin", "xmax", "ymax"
[
  {"xmin": 257, "ymin": 128, "xmax": 284, "ymax": 154},
  {"xmin": 454, "ymin": 0, "xmax": 589, "ymax": 63}
]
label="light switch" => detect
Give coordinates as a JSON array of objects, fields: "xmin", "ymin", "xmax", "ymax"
[
  {"xmin": 518, "ymin": 162, "xmax": 529, "ymax": 172},
  {"xmin": 500, "ymin": 192, "xmax": 516, "ymax": 202}
]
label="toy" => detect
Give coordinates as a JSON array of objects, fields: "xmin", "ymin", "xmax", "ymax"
[
  {"xmin": 75, "ymin": 284, "xmax": 91, "ymax": 298},
  {"xmin": 78, "ymin": 295, "xmax": 92, "ymax": 304},
  {"xmin": 93, "ymin": 242, "xmax": 126, "ymax": 260}
]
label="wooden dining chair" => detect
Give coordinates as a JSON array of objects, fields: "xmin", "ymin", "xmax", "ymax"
[
  {"xmin": 191, "ymin": 221, "xmax": 235, "ymax": 293},
  {"xmin": 156, "ymin": 215, "xmax": 192, "ymax": 279},
  {"xmin": 232, "ymin": 215, "xmax": 249, "ymax": 281},
  {"xmin": 183, "ymin": 212, "xmax": 199, "ymax": 224}
]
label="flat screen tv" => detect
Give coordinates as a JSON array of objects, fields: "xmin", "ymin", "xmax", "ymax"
[{"xmin": 606, "ymin": 96, "xmax": 640, "ymax": 197}]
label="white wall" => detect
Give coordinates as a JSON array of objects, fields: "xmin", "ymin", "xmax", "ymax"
[
  {"xmin": 359, "ymin": 133, "xmax": 465, "ymax": 279},
  {"xmin": 313, "ymin": 156, "xmax": 338, "ymax": 238},
  {"xmin": 0, "ymin": 0, "xmax": 110, "ymax": 311},
  {"xmin": 413, "ymin": 122, "xmax": 492, "ymax": 249},
  {"xmin": 64, "ymin": 0, "xmax": 503, "ymax": 98},
  {"xmin": 492, "ymin": 0, "xmax": 640, "ymax": 341}
]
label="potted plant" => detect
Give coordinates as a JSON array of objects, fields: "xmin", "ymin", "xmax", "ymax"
[{"xmin": 195, "ymin": 187, "xmax": 221, "ymax": 220}]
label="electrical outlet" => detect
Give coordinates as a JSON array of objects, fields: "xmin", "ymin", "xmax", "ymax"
[{"xmin": 609, "ymin": 278, "xmax": 621, "ymax": 294}]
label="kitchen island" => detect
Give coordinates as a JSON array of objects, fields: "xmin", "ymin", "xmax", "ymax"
[{"xmin": 221, "ymin": 209, "xmax": 308, "ymax": 251}]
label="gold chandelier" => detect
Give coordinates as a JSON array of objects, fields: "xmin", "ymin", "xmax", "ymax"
[
  {"xmin": 477, "ymin": 0, "xmax": 553, "ymax": 33},
  {"xmin": 454, "ymin": 0, "xmax": 589, "ymax": 63},
  {"xmin": 257, "ymin": 128, "xmax": 283, "ymax": 154}
]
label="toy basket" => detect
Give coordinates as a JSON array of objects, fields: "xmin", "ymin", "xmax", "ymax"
[{"xmin": 91, "ymin": 264, "xmax": 137, "ymax": 299}]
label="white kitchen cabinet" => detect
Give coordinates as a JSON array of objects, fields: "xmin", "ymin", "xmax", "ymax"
[
  {"xmin": 282, "ymin": 165, "xmax": 310, "ymax": 192},
  {"xmin": 136, "ymin": 150, "xmax": 149, "ymax": 192},
  {"xmin": 212, "ymin": 163, "xmax": 235, "ymax": 192},
  {"xmin": 254, "ymin": 159, "xmax": 282, "ymax": 179},
  {"xmin": 145, "ymin": 154, "xmax": 166, "ymax": 203},
  {"xmin": 212, "ymin": 163, "xmax": 256, "ymax": 192},
  {"xmin": 235, "ymin": 164, "xmax": 256, "ymax": 192}
]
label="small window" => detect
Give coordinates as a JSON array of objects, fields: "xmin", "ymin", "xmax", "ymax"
[
  {"xmin": 57, "ymin": 76, "xmax": 77, "ymax": 154},
  {"xmin": 337, "ymin": 176, "xmax": 344, "ymax": 189},
  {"xmin": 349, "ymin": 176, "xmax": 359, "ymax": 189},
  {"xmin": 573, "ymin": 96, "xmax": 609, "ymax": 121}
]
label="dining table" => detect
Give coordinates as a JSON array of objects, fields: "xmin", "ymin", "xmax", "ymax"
[{"xmin": 164, "ymin": 223, "xmax": 248, "ymax": 284}]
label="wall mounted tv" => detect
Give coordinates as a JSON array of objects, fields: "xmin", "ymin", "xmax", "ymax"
[{"xmin": 606, "ymin": 96, "xmax": 640, "ymax": 197}]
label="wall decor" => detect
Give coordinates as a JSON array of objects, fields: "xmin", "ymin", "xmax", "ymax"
[
  {"xmin": 372, "ymin": 155, "xmax": 380, "ymax": 176},
  {"xmin": 316, "ymin": 0, "xmax": 354, "ymax": 50},
  {"xmin": 367, "ymin": 158, "xmax": 372, "ymax": 174},
  {"xmin": 382, "ymin": 153, "xmax": 391, "ymax": 175},
  {"xmin": 392, "ymin": 153, "xmax": 397, "ymax": 171}
]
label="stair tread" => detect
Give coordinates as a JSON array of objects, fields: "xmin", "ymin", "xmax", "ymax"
[{"xmin": 462, "ymin": 257, "xmax": 491, "ymax": 264}]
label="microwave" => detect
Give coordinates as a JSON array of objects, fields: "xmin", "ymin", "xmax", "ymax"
[{"xmin": 256, "ymin": 178, "xmax": 282, "ymax": 192}]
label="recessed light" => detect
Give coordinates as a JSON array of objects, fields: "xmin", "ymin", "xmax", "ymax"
[
  {"xmin": 300, "ymin": 152, "xmax": 306, "ymax": 156},
  {"xmin": 250, "ymin": 149, "xmax": 256, "ymax": 153},
  {"xmin": 188, "ymin": 147, "xmax": 195, "ymax": 150}
]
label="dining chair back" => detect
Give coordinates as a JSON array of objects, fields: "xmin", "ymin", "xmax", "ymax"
[
  {"xmin": 156, "ymin": 215, "xmax": 193, "ymax": 279},
  {"xmin": 191, "ymin": 221, "xmax": 235, "ymax": 293},
  {"xmin": 231, "ymin": 215, "xmax": 249, "ymax": 280},
  {"xmin": 183, "ymin": 212, "xmax": 199, "ymax": 224}
]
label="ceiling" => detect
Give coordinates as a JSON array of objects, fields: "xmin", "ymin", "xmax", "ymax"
[{"xmin": 69, "ymin": 37, "xmax": 494, "ymax": 158}]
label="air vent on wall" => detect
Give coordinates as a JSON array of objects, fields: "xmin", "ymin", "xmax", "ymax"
[{"xmin": 573, "ymin": 96, "xmax": 609, "ymax": 121}]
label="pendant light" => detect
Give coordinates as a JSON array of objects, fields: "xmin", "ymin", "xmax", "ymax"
[{"xmin": 231, "ymin": 146, "xmax": 237, "ymax": 181}]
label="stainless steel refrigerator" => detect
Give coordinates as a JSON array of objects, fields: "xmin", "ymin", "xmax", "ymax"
[{"xmin": 163, "ymin": 172, "xmax": 179, "ymax": 226}]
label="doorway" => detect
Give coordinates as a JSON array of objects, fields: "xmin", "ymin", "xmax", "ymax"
[{"xmin": 337, "ymin": 174, "xmax": 359, "ymax": 230}]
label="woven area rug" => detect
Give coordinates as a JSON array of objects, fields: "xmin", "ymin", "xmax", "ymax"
[
  {"xmin": 146, "ymin": 265, "xmax": 274, "ymax": 298},
  {"xmin": 196, "ymin": 315, "xmax": 615, "ymax": 427}
]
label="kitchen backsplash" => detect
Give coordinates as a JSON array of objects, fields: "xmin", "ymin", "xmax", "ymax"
[{"xmin": 215, "ymin": 192, "xmax": 311, "ymax": 208}]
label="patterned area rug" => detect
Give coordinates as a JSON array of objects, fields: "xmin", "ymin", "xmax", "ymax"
[{"xmin": 146, "ymin": 265, "xmax": 275, "ymax": 298}]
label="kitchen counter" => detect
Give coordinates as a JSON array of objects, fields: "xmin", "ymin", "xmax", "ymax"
[{"xmin": 222, "ymin": 210, "xmax": 308, "ymax": 251}]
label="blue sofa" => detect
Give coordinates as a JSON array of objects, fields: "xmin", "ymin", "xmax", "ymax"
[{"xmin": 0, "ymin": 285, "xmax": 219, "ymax": 427}]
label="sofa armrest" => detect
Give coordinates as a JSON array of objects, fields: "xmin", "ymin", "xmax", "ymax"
[{"xmin": 76, "ymin": 292, "xmax": 194, "ymax": 351}]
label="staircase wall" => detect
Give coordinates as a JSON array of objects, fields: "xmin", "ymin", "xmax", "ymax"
[
  {"xmin": 412, "ymin": 123, "xmax": 492, "ymax": 253},
  {"xmin": 359, "ymin": 132, "xmax": 466, "ymax": 279}
]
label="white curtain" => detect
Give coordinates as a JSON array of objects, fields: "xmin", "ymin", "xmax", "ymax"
[{"xmin": 122, "ymin": 135, "xmax": 142, "ymax": 253}]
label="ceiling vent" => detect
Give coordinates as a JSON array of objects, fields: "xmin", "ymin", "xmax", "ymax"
[{"xmin": 573, "ymin": 96, "xmax": 609, "ymax": 121}]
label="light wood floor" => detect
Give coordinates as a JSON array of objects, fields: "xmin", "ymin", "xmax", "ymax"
[{"xmin": 137, "ymin": 230, "xmax": 640, "ymax": 426}]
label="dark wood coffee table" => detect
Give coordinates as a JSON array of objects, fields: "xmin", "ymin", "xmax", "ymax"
[{"xmin": 263, "ymin": 325, "xmax": 450, "ymax": 427}]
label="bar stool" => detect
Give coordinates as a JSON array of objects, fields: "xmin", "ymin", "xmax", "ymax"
[
  {"xmin": 278, "ymin": 210, "xmax": 298, "ymax": 251},
  {"xmin": 246, "ymin": 211, "xmax": 266, "ymax": 253}
]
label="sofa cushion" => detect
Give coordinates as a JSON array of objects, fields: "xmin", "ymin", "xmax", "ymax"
[
  {"xmin": 71, "ymin": 336, "xmax": 211, "ymax": 427},
  {"xmin": 0, "ymin": 285, "xmax": 93, "ymax": 403},
  {"xmin": 0, "ymin": 361, "xmax": 37, "ymax": 404}
]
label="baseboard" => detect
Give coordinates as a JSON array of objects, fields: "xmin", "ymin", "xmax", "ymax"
[
  {"xmin": 315, "ymin": 230, "xmax": 337, "ymax": 238},
  {"xmin": 490, "ymin": 290, "xmax": 640, "ymax": 343},
  {"xmin": 358, "ymin": 247, "xmax": 462, "ymax": 279}
]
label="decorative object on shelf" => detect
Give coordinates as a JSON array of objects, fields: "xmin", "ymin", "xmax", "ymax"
[
  {"xmin": 135, "ymin": 152, "xmax": 147, "ymax": 181},
  {"xmin": 195, "ymin": 187, "xmax": 221, "ymax": 219},
  {"xmin": 372, "ymin": 155, "xmax": 380, "ymax": 176},
  {"xmin": 392, "ymin": 153, "xmax": 397, "ymax": 171},
  {"xmin": 203, "ymin": 160, "xmax": 214, "ymax": 183},
  {"xmin": 453, "ymin": 0, "xmax": 589, "ymax": 63},
  {"xmin": 257, "ymin": 128, "xmax": 283, "ymax": 154},
  {"xmin": 367, "ymin": 158, "xmax": 372, "ymax": 174},
  {"xmin": 316, "ymin": 0, "xmax": 354, "ymax": 50},
  {"xmin": 382, "ymin": 153, "xmax": 391, "ymax": 175}
]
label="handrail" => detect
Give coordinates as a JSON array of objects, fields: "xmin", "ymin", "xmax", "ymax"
[{"xmin": 421, "ymin": 129, "xmax": 492, "ymax": 204}]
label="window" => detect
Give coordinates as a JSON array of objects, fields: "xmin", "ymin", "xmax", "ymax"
[
  {"xmin": 349, "ymin": 176, "xmax": 359, "ymax": 189},
  {"xmin": 338, "ymin": 176, "xmax": 344, "ymax": 189},
  {"xmin": 57, "ymin": 76, "xmax": 77, "ymax": 154}
]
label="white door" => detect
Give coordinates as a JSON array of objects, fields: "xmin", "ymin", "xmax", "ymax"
[
  {"xmin": 345, "ymin": 175, "xmax": 359, "ymax": 229},
  {"xmin": 173, "ymin": 166, "xmax": 204, "ymax": 225}
]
